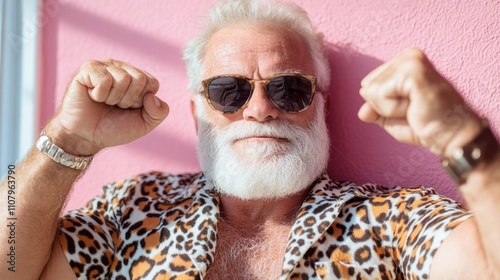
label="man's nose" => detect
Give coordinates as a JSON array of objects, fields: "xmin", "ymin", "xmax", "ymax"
[{"xmin": 242, "ymin": 83, "xmax": 279, "ymax": 122}]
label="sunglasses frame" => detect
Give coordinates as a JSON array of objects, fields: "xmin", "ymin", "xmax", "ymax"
[{"xmin": 201, "ymin": 73, "xmax": 317, "ymax": 114}]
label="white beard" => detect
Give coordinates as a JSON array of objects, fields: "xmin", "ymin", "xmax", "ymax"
[{"xmin": 195, "ymin": 95, "xmax": 330, "ymax": 200}]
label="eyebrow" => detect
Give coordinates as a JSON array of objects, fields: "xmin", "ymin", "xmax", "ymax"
[{"xmin": 278, "ymin": 69, "xmax": 304, "ymax": 74}]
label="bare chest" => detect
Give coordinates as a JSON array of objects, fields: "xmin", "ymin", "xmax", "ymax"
[{"xmin": 204, "ymin": 224, "xmax": 291, "ymax": 280}]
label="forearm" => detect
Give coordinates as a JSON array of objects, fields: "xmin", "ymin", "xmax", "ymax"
[
  {"xmin": 0, "ymin": 146, "xmax": 82, "ymax": 279},
  {"xmin": 460, "ymin": 149, "xmax": 500, "ymax": 277}
]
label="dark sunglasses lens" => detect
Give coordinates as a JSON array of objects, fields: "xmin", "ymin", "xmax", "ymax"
[
  {"xmin": 207, "ymin": 77, "xmax": 252, "ymax": 113},
  {"xmin": 267, "ymin": 76, "xmax": 314, "ymax": 112}
]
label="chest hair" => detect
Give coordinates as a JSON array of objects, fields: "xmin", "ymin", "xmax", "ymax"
[{"xmin": 204, "ymin": 221, "xmax": 292, "ymax": 280}]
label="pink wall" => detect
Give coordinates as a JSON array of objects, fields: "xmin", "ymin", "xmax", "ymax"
[{"xmin": 38, "ymin": 0, "xmax": 499, "ymax": 211}]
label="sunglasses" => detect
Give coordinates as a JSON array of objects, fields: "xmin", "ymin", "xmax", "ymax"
[{"xmin": 201, "ymin": 73, "xmax": 317, "ymax": 114}]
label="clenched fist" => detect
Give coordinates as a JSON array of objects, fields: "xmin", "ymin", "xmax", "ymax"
[
  {"xmin": 358, "ymin": 48, "xmax": 482, "ymax": 157},
  {"xmin": 46, "ymin": 59, "xmax": 169, "ymax": 156}
]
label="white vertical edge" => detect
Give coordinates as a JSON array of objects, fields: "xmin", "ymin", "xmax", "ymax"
[
  {"xmin": 0, "ymin": 1, "xmax": 20, "ymax": 174},
  {"xmin": 18, "ymin": 0, "xmax": 38, "ymax": 160},
  {"xmin": 0, "ymin": 0, "xmax": 38, "ymax": 177}
]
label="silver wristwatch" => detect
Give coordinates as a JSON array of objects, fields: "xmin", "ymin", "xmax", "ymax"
[
  {"xmin": 36, "ymin": 133, "xmax": 93, "ymax": 170},
  {"xmin": 441, "ymin": 119, "xmax": 499, "ymax": 184}
]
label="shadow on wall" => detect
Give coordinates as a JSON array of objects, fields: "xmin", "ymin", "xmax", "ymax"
[
  {"xmin": 325, "ymin": 42, "xmax": 382, "ymax": 184},
  {"xmin": 58, "ymin": 3, "xmax": 184, "ymax": 68},
  {"xmin": 324, "ymin": 43, "xmax": 451, "ymax": 196},
  {"xmin": 40, "ymin": 2, "xmax": 186, "ymax": 127}
]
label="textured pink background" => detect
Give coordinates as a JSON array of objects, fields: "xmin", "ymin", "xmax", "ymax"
[{"xmin": 37, "ymin": 0, "xmax": 499, "ymax": 211}]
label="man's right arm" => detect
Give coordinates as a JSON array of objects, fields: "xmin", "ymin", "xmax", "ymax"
[
  {"xmin": 0, "ymin": 143, "xmax": 82, "ymax": 279},
  {"xmin": 0, "ymin": 59, "xmax": 169, "ymax": 279}
]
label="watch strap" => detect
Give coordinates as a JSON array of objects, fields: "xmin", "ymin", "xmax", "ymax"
[
  {"xmin": 36, "ymin": 133, "xmax": 93, "ymax": 170},
  {"xmin": 442, "ymin": 119, "xmax": 499, "ymax": 184}
]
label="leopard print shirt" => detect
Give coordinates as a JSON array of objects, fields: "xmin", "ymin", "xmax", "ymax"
[{"xmin": 58, "ymin": 172, "xmax": 470, "ymax": 279}]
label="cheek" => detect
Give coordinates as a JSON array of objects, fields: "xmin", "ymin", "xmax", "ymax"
[
  {"xmin": 203, "ymin": 103, "xmax": 241, "ymax": 129},
  {"xmin": 301, "ymin": 96, "xmax": 325, "ymax": 126},
  {"xmin": 282, "ymin": 107, "xmax": 316, "ymax": 128}
]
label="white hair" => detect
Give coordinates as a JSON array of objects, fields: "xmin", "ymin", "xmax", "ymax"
[{"xmin": 183, "ymin": 0, "xmax": 330, "ymax": 94}]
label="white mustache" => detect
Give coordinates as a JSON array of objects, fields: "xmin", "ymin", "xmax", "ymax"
[{"xmin": 219, "ymin": 120, "xmax": 303, "ymax": 143}]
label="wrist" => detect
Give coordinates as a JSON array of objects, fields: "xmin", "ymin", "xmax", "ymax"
[
  {"xmin": 36, "ymin": 134, "xmax": 94, "ymax": 170},
  {"xmin": 464, "ymin": 148, "xmax": 500, "ymax": 187},
  {"xmin": 44, "ymin": 119, "xmax": 100, "ymax": 156},
  {"xmin": 441, "ymin": 119, "xmax": 499, "ymax": 184},
  {"xmin": 442, "ymin": 116, "xmax": 483, "ymax": 158}
]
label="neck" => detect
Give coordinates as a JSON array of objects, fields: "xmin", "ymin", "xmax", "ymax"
[{"xmin": 218, "ymin": 187, "xmax": 310, "ymax": 235}]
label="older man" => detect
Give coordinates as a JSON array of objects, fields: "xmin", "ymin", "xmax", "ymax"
[{"xmin": 1, "ymin": 0, "xmax": 499, "ymax": 279}]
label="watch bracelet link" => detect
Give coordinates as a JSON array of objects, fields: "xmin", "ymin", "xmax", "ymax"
[
  {"xmin": 35, "ymin": 133, "xmax": 93, "ymax": 170},
  {"xmin": 441, "ymin": 119, "xmax": 499, "ymax": 184}
]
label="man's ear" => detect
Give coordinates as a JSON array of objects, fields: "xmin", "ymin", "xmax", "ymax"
[{"xmin": 190, "ymin": 97, "xmax": 198, "ymax": 133}]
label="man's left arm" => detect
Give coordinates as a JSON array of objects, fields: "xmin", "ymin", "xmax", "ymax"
[
  {"xmin": 358, "ymin": 47, "xmax": 500, "ymax": 279},
  {"xmin": 430, "ymin": 144, "xmax": 500, "ymax": 279}
]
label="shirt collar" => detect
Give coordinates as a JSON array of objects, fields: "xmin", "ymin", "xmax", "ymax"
[
  {"xmin": 175, "ymin": 173, "xmax": 220, "ymax": 276},
  {"xmin": 176, "ymin": 172, "xmax": 356, "ymax": 279},
  {"xmin": 280, "ymin": 173, "xmax": 357, "ymax": 279}
]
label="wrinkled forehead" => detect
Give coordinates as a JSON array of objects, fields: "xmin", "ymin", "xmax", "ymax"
[{"xmin": 202, "ymin": 22, "xmax": 314, "ymax": 78}]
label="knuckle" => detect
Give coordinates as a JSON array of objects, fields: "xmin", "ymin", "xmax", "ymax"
[
  {"xmin": 121, "ymin": 72, "xmax": 132, "ymax": 85},
  {"xmin": 80, "ymin": 59, "xmax": 102, "ymax": 70},
  {"xmin": 135, "ymin": 73, "xmax": 148, "ymax": 88},
  {"xmin": 400, "ymin": 56, "xmax": 426, "ymax": 73},
  {"xmin": 116, "ymin": 99, "xmax": 132, "ymax": 108},
  {"xmin": 363, "ymin": 81, "xmax": 381, "ymax": 97},
  {"xmin": 102, "ymin": 70, "xmax": 113, "ymax": 80},
  {"xmin": 404, "ymin": 47, "xmax": 425, "ymax": 58},
  {"xmin": 114, "ymin": 68, "xmax": 131, "ymax": 84},
  {"xmin": 106, "ymin": 98, "xmax": 120, "ymax": 106},
  {"xmin": 149, "ymin": 76, "xmax": 160, "ymax": 90},
  {"xmin": 131, "ymin": 100, "xmax": 143, "ymax": 108},
  {"xmin": 103, "ymin": 58, "xmax": 119, "ymax": 65},
  {"xmin": 359, "ymin": 87, "xmax": 369, "ymax": 98},
  {"xmin": 100, "ymin": 72, "xmax": 114, "ymax": 87}
]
